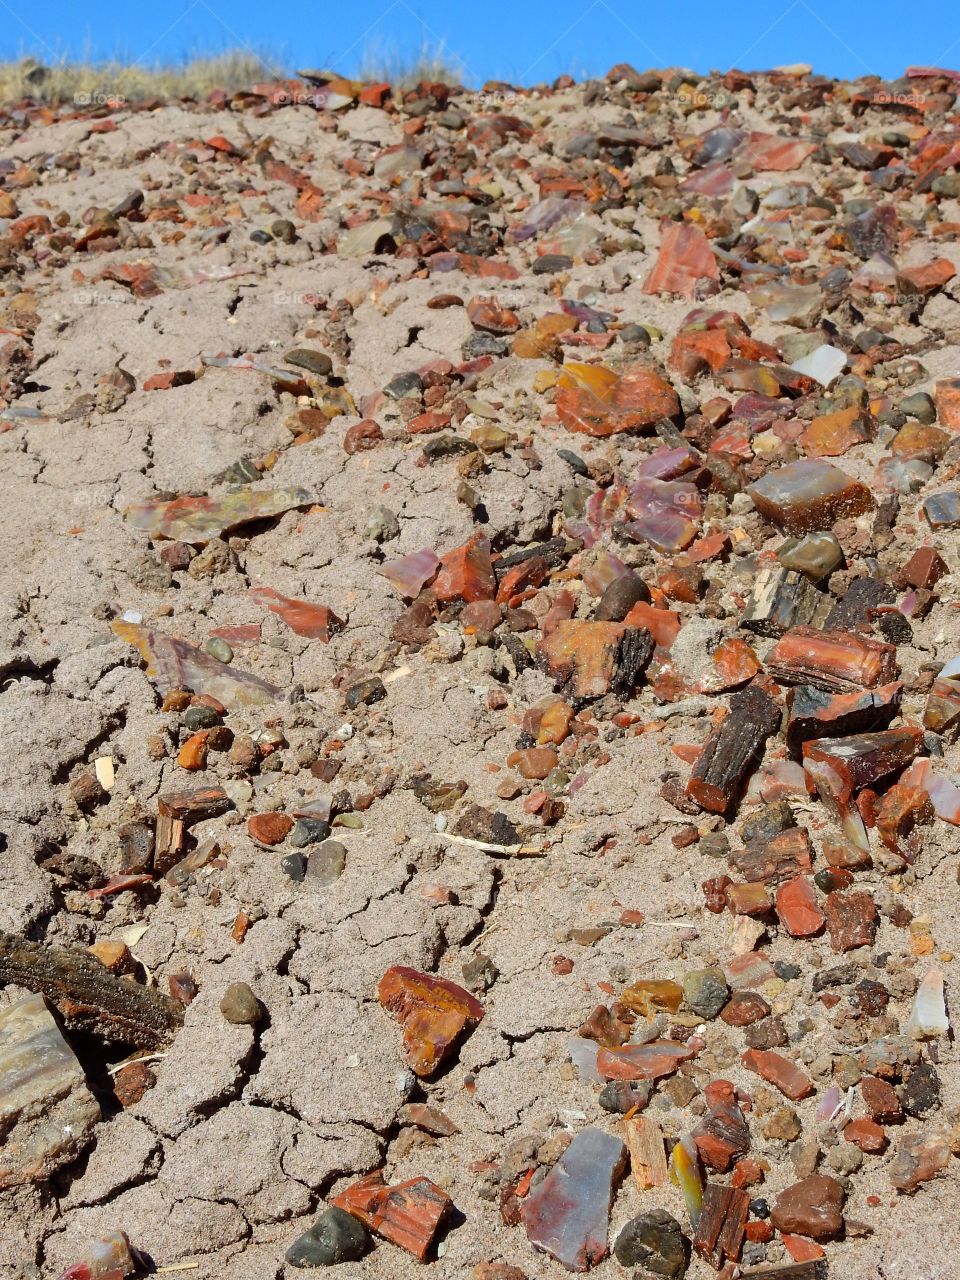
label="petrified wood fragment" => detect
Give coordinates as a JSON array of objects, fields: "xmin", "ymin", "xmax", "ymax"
[
  {"xmin": 687, "ymin": 684, "xmax": 781, "ymax": 813},
  {"xmin": 740, "ymin": 568, "xmax": 828, "ymax": 638},
  {"xmin": 767, "ymin": 627, "xmax": 898, "ymax": 693},
  {"xmin": 747, "ymin": 459, "xmax": 873, "ymax": 533},
  {"xmin": 0, "ymin": 932, "xmax": 183, "ymax": 1048},
  {"xmin": 785, "ymin": 681, "xmax": 902, "ymax": 756},
  {"xmin": 693, "ymin": 1182, "xmax": 749, "ymax": 1267},
  {"xmin": 803, "ymin": 727, "xmax": 924, "ymax": 851}
]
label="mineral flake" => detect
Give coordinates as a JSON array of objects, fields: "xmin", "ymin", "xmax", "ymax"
[
  {"xmin": 112, "ymin": 621, "xmax": 282, "ymax": 709},
  {"xmin": 333, "ymin": 1171, "xmax": 453, "ymax": 1259},
  {"xmin": 377, "ymin": 966, "xmax": 484, "ymax": 1077},
  {"xmin": 0, "ymin": 994, "xmax": 101, "ymax": 1189},
  {"xmin": 521, "ymin": 1127, "xmax": 627, "ymax": 1272},
  {"xmin": 747, "ymin": 459, "xmax": 873, "ymax": 533},
  {"xmin": 124, "ymin": 485, "xmax": 312, "ymax": 543}
]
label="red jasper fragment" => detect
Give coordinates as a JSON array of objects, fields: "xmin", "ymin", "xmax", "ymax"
[
  {"xmin": 433, "ymin": 534, "xmax": 496, "ymax": 603},
  {"xmin": 643, "ymin": 222, "xmax": 719, "ymax": 298},
  {"xmin": 248, "ymin": 587, "xmax": 344, "ymax": 640},
  {"xmin": 333, "ymin": 1171, "xmax": 453, "ymax": 1259},
  {"xmin": 556, "ymin": 362, "xmax": 680, "ymax": 436},
  {"xmin": 766, "ymin": 627, "xmax": 898, "ymax": 693},
  {"xmin": 378, "ymin": 966, "xmax": 484, "ymax": 1077},
  {"xmin": 742, "ymin": 1049, "xmax": 814, "ymax": 1100}
]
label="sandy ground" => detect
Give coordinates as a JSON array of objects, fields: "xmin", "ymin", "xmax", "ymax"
[{"xmin": 1, "ymin": 69, "xmax": 960, "ymax": 1280}]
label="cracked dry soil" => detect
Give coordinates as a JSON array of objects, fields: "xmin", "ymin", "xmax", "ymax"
[{"xmin": 1, "ymin": 64, "xmax": 960, "ymax": 1280}]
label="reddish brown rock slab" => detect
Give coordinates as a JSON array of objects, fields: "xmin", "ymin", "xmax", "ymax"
[
  {"xmin": 730, "ymin": 827, "xmax": 814, "ymax": 885},
  {"xmin": 521, "ymin": 1127, "xmax": 627, "ymax": 1272},
  {"xmin": 861, "ymin": 1075, "xmax": 902, "ymax": 1123},
  {"xmin": 643, "ymin": 222, "xmax": 719, "ymax": 298},
  {"xmin": 894, "ymin": 545, "xmax": 948, "ymax": 590},
  {"xmin": 556, "ymin": 362, "xmax": 680, "ymax": 436},
  {"xmin": 741, "ymin": 1049, "xmax": 814, "ymax": 1100},
  {"xmin": 934, "ymin": 377, "xmax": 960, "ymax": 430},
  {"xmin": 248, "ymin": 587, "xmax": 344, "ymax": 639},
  {"xmin": 596, "ymin": 1040, "xmax": 696, "ymax": 1082},
  {"xmin": 378, "ymin": 966, "xmax": 484, "ymax": 1078},
  {"xmin": 785, "ymin": 681, "xmax": 902, "ymax": 758},
  {"xmin": 433, "ymin": 534, "xmax": 496, "ymax": 603},
  {"xmin": 770, "ymin": 1174, "xmax": 845, "ymax": 1239},
  {"xmin": 693, "ymin": 1097, "xmax": 751, "ymax": 1172},
  {"xmin": 333, "ymin": 1171, "xmax": 453, "ymax": 1259},
  {"xmin": 775, "ymin": 877, "xmax": 825, "ymax": 938},
  {"xmin": 247, "ymin": 813, "xmax": 293, "ymax": 845},
  {"xmin": 767, "ymin": 627, "xmax": 898, "ymax": 693},
  {"xmin": 539, "ymin": 619, "xmax": 652, "ymax": 700},
  {"xmin": 823, "ymin": 891, "xmax": 877, "ymax": 952},
  {"xmin": 507, "ymin": 747, "xmax": 559, "ymax": 780}
]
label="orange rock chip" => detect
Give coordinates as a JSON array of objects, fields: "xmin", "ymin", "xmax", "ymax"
[
  {"xmin": 556, "ymin": 362, "xmax": 679, "ymax": 436},
  {"xmin": 378, "ymin": 965, "xmax": 484, "ymax": 1077},
  {"xmin": 643, "ymin": 222, "xmax": 719, "ymax": 297},
  {"xmin": 433, "ymin": 534, "xmax": 496, "ymax": 603}
]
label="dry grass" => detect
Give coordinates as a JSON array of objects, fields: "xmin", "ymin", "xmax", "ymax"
[
  {"xmin": 0, "ymin": 38, "xmax": 466, "ymax": 107},
  {"xmin": 357, "ymin": 39, "xmax": 465, "ymax": 88},
  {"xmin": 0, "ymin": 51, "xmax": 276, "ymax": 105}
]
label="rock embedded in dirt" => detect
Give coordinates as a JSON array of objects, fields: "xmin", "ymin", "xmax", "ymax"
[
  {"xmin": 220, "ymin": 982, "xmax": 263, "ymax": 1026},
  {"xmin": 285, "ymin": 1206, "xmax": 369, "ymax": 1266},
  {"xmin": 247, "ymin": 813, "xmax": 293, "ymax": 845},
  {"xmin": 0, "ymin": 994, "xmax": 101, "ymax": 1189},
  {"xmin": 770, "ymin": 1174, "xmax": 846, "ymax": 1239},
  {"xmin": 614, "ymin": 1208, "xmax": 688, "ymax": 1277},
  {"xmin": 682, "ymin": 967, "xmax": 729, "ymax": 1019}
]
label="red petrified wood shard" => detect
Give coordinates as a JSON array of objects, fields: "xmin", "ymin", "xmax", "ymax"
[
  {"xmin": 770, "ymin": 1174, "xmax": 845, "ymax": 1239},
  {"xmin": 432, "ymin": 534, "xmax": 496, "ymax": 603},
  {"xmin": 729, "ymin": 827, "xmax": 813, "ymax": 884},
  {"xmin": 643, "ymin": 222, "xmax": 719, "ymax": 298},
  {"xmin": 693, "ymin": 1182, "xmax": 749, "ymax": 1267},
  {"xmin": 333, "ymin": 1171, "xmax": 453, "ymax": 1259},
  {"xmin": 539, "ymin": 620, "xmax": 653, "ymax": 699},
  {"xmin": 378, "ymin": 966, "xmax": 484, "ymax": 1077},
  {"xmin": 766, "ymin": 627, "xmax": 898, "ymax": 693},
  {"xmin": 803, "ymin": 727, "xmax": 924, "ymax": 852},
  {"xmin": 596, "ymin": 1040, "xmax": 696, "ymax": 1081},
  {"xmin": 776, "ymin": 877, "xmax": 825, "ymax": 938},
  {"xmin": 521, "ymin": 1127, "xmax": 627, "ymax": 1272},
  {"xmin": 785, "ymin": 682, "xmax": 902, "ymax": 757},
  {"xmin": 742, "ymin": 1049, "xmax": 814, "ymax": 1100},
  {"xmin": 686, "ymin": 683, "xmax": 781, "ymax": 813},
  {"xmin": 556, "ymin": 363, "xmax": 680, "ymax": 436},
  {"xmin": 248, "ymin": 587, "xmax": 344, "ymax": 640}
]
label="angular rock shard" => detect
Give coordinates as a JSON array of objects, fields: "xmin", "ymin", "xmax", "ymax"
[
  {"xmin": 596, "ymin": 1040, "xmax": 696, "ymax": 1081},
  {"xmin": 643, "ymin": 222, "xmax": 719, "ymax": 297},
  {"xmin": 539, "ymin": 619, "xmax": 652, "ymax": 700},
  {"xmin": 124, "ymin": 486, "xmax": 312, "ymax": 544},
  {"xmin": 249, "ymin": 587, "xmax": 344, "ymax": 639},
  {"xmin": 767, "ymin": 628, "xmax": 898, "ymax": 693},
  {"xmin": 747, "ymin": 460, "xmax": 873, "ymax": 534},
  {"xmin": 112, "ymin": 621, "xmax": 282, "ymax": 709},
  {"xmin": 556, "ymin": 362, "xmax": 680, "ymax": 436},
  {"xmin": 521, "ymin": 1127, "xmax": 627, "ymax": 1272},
  {"xmin": 686, "ymin": 683, "xmax": 781, "ymax": 813},
  {"xmin": 0, "ymin": 931, "xmax": 184, "ymax": 1049},
  {"xmin": 377, "ymin": 966, "xmax": 484, "ymax": 1077},
  {"xmin": 693, "ymin": 1181, "xmax": 749, "ymax": 1268},
  {"xmin": 0, "ymin": 994, "xmax": 101, "ymax": 1189},
  {"xmin": 333, "ymin": 1171, "xmax": 453, "ymax": 1259}
]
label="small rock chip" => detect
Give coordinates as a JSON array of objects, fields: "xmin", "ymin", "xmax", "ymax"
[
  {"xmin": 682, "ymin": 968, "xmax": 730, "ymax": 1020},
  {"xmin": 614, "ymin": 1209, "xmax": 689, "ymax": 1278},
  {"xmin": 286, "ymin": 1206, "xmax": 369, "ymax": 1266},
  {"xmin": 247, "ymin": 813, "xmax": 294, "ymax": 845},
  {"xmin": 219, "ymin": 981, "xmax": 262, "ymax": 1026},
  {"xmin": 770, "ymin": 1173, "xmax": 845, "ymax": 1240}
]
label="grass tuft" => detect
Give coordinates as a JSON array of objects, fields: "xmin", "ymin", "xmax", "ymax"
[{"xmin": 0, "ymin": 51, "xmax": 275, "ymax": 105}]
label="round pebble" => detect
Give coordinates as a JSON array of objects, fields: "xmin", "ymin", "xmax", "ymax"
[{"xmin": 220, "ymin": 981, "xmax": 262, "ymax": 1025}]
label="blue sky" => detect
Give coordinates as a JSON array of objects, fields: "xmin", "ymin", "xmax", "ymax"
[{"xmin": 4, "ymin": 0, "xmax": 959, "ymax": 84}]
